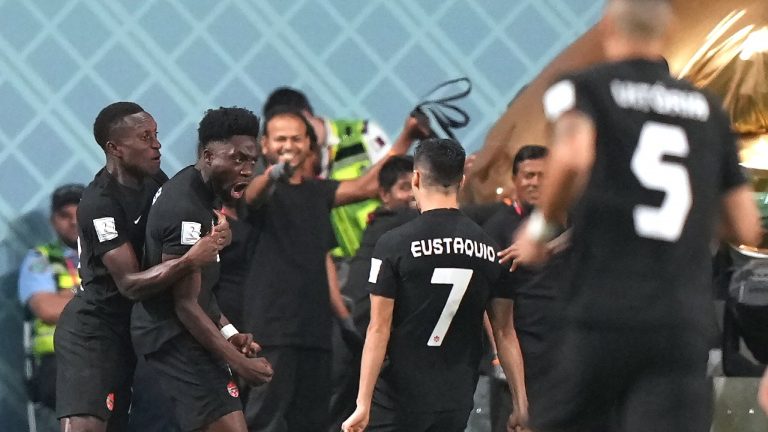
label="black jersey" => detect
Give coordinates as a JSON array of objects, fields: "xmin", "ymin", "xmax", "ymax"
[
  {"xmin": 368, "ymin": 208, "xmax": 513, "ymax": 412},
  {"xmin": 60, "ymin": 168, "xmax": 165, "ymax": 332},
  {"xmin": 214, "ymin": 212, "xmax": 255, "ymax": 331},
  {"xmin": 243, "ymin": 179, "xmax": 339, "ymax": 350},
  {"xmin": 542, "ymin": 59, "xmax": 746, "ymax": 329},
  {"xmin": 131, "ymin": 166, "xmax": 222, "ymax": 355}
]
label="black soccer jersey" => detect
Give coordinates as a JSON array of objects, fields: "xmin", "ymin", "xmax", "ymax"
[
  {"xmin": 542, "ymin": 58, "xmax": 747, "ymax": 329},
  {"xmin": 131, "ymin": 166, "xmax": 222, "ymax": 355},
  {"xmin": 368, "ymin": 208, "xmax": 513, "ymax": 412},
  {"xmin": 59, "ymin": 168, "xmax": 165, "ymax": 331}
]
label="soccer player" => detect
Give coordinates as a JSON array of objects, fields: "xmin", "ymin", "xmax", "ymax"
[
  {"xmin": 342, "ymin": 138, "xmax": 528, "ymax": 432},
  {"xmin": 54, "ymin": 102, "xmax": 227, "ymax": 432},
  {"xmin": 512, "ymin": 1, "xmax": 762, "ymax": 430},
  {"xmin": 131, "ymin": 107, "xmax": 273, "ymax": 431}
]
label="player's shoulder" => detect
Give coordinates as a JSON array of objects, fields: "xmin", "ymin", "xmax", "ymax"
[
  {"xmin": 77, "ymin": 169, "xmax": 123, "ymax": 217},
  {"xmin": 148, "ymin": 167, "xmax": 201, "ymax": 220},
  {"xmin": 461, "ymin": 215, "xmax": 500, "ymax": 249},
  {"xmin": 375, "ymin": 215, "xmax": 424, "ymax": 252}
]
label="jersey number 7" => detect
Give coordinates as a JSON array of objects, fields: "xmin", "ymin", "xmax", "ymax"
[
  {"xmin": 427, "ymin": 268, "xmax": 474, "ymax": 347},
  {"xmin": 630, "ymin": 121, "xmax": 692, "ymax": 242}
]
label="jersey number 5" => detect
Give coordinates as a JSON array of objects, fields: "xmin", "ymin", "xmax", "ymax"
[
  {"xmin": 630, "ymin": 121, "xmax": 692, "ymax": 242},
  {"xmin": 428, "ymin": 268, "xmax": 473, "ymax": 347}
]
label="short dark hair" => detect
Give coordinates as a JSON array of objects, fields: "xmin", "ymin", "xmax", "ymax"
[
  {"xmin": 263, "ymin": 87, "xmax": 313, "ymax": 117},
  {"xmin": 413, "ymin": 138, "xmax": 465, "ymax": 189},
  {"xmin": 512, "ymin": 145, "xmax": 548, "ymax": 176},
  {"xmin": 262, "ymin": 105, "xmax": 318, "ymax": 151},
  {"xmin": 51, "ymin": 183, "xmax": 85, "ymax": 213},
  {"xmin": 93, "ymin": 102, "xmax": 145, "ymax": 149},
  {"xmin": 197, "ymin": 107, "xmax": 260, "ymax": 155},
  {"xmin": 378, "ymin": 155, "xmax": 413, "ymax": 191}
]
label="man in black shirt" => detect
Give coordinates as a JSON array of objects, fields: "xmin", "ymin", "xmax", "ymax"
[
  {"xmin": 132, "ymin": 107, "xmax": 273, "ymax": 431},
  {"xmin": 483, "ymin": 144, "xmax": 547, "ymax": 248},
  {"xmin": 483, "ymin": 144, "xmax": 548, "ymax": 432},
  {"xmin": 241, "ymin": 106, "xmax": 425, "ymax": 431},
  {"xmin": 330, "ymin": 156, "xmax": 418, "ymax": 429},
  {"xmin": 346, "ymin": 155, "xmax": 418, "ymax": 334},
  {"xmin": 54, "ymin": 102, "xmax": 226, "ymax": 432},
  {"xmin": 512, "ymin": 1, "xmax": 762, "ymax": 430},
  {"xmin": 342, "ymin": 138, "xmax": 528, "ymax": 432}
]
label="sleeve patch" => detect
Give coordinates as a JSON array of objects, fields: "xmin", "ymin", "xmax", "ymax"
[
  {"xmin": 180, "ymin": 221, "xmax": 202, "ymax": 245},
  {"xmin": 93, "ymin": 217, "xmax": 118, "ymax": 243},
  {"xmin": 368, "ymin": 258, "xmax": 382, "ymax": 283},
  {"xmin": 543, "ymin": 79, "xmax": 576, "ymax": 121}
]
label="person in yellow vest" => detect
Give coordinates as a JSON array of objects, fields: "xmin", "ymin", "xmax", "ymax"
[
  {"xmin": 263, "ymin": 87, "xmax": 415, "ymax": 259},
  {"xmin": 18, "ymin": 184, "xmax": 83, "ymax": 427}
]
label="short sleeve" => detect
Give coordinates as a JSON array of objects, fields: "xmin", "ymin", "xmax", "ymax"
[
  {"xmin": 716, "ymin": 109, "xmax": 747, "ymax": 193},
  {"xmin": 18, "ymin": 249, "xmax": 56, "ymax": 304},
  {"xmin": 159, "ymin": 212, "xmax": 210, "ymax": 257},
  {"xmin": 318, "ymin": 179, "xmax": 341, "ymax": 210},
  {"xmin": 482, "ymin": 209, "xmax": 516, "ymax": 248},
  {"xmin": 490, "ymin": 266, "xmax": 516, "ymax": 299},
  {"xmin": 543, "ymin": 77, "xmax": 597, "ymax": 123},
  {"xmin": 362, "ymin": 120, "xmax": 392, "ymax": 164},
  {"xmin": 367, "ymin": 235, "xmax": 399, "ymax": 299},
  {"xmin": 78, "ymin": 195, "xmax": 130, "ymax": 257}
]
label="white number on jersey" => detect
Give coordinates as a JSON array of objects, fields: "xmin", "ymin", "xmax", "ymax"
[
  {"xmin": 630, "ymin": 121, "xmax": 692, "ymax": 242},
  {"xmin": 427, "ymin": 268, "xmax": 474, "ymax": 347}
]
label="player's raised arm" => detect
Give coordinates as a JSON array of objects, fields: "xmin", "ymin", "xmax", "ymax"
[
  {"xmin": 512, "ymin": 94, "xmax": 595, "ymax": 269},
  {"xmin": 334, "ymin": 114, "xmax": 429, "ymax": 207}
]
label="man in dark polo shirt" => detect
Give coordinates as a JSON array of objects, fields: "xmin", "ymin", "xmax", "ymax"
[{"xmin": 131, "ymin": 107, "xmax": 273, "ymax": 431}]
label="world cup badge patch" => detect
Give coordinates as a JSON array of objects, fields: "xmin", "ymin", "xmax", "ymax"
[
  {"xmin": 227, "ymin": 380, "xmax": 239, "ymax": 398},
  {"xmin": 106, "ymin": 392, "xmax": 115, "ymax": 411}
]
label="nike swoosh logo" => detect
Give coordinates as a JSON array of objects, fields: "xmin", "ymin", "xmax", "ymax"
[{"xmin": 134, "ymin": 215, "xmax": 142, "ymax": 224}]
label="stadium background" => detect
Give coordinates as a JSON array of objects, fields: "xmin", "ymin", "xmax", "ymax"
[{"xmin": 0, "ymin": 0, "xmax": 603, "ymax": 428}]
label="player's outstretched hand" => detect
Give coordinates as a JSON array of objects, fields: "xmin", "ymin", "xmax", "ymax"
[
  {"xmin": 759, "ymin": 368, "xmax": 768, "ymax": 415},
  {"xmin": 507, "ymin": 407, "xmax": 530, "ymax": 432},
  {"xmin": 341, "ymin": 405, "xmax": 369, "ymax": 432},
  {"xmin": 497, "ymin": 243, "xmax": 520, "ymax": 267},
  {"xmin": 508, "ymin": 224, "xmax": 549, "ymax": 271},
  {"xmin": 268, "ymin": 161, "xmax": 295, "ymax": 183},
  {"xmin": 187, "ymin": 231, "xmax": 221, "ymax": 267},
  {"xmin": 233, "ymin": 356, "xmax": 273, "ymax": 386},
  {"xmin": 212, "ymin": 209, "xmax": 232, "ymax": 247},
  {"xmin": 228, "ymin": 332, "xmax": 261, "ymax": 357}
]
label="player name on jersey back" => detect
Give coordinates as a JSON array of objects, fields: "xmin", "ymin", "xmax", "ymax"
[
  {"xmin": 410, "ymin": 237, "xmax": 497, "ymax": 262},
  {"xmin": 610, "ymin": 79, "xmax": 710, "ymax": 121}
]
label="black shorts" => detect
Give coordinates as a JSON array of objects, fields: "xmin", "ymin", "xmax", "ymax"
[
  {"xmin": 54, "ymin": 322, "xmax": 135, "ymax": 427},
  {"xmin": 367, "ymin": 399, "xmax": 471, "ymax": 432},
  {"xmin": 529, "ymin": 325, "xmax": 712, "ymax": 432},
  {"xmin": 145, "ymin": 332, "xmax": 242, "ymax": 432}
]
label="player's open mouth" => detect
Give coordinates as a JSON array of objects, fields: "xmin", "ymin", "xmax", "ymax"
[{"xmin": 231, "ymin": 182, "xmax": 248, "ymax": 199}]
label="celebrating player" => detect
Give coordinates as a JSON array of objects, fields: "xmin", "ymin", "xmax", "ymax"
[
  {"xmin": 512, "ymin": 0, "xmax": 762, "ymax": 430},
  {"xmin": 343, "ymin": 138, "xmax": 528, "ymax": 432},
  {"xmin": 54, "ymin": 102, "xmax": 226, "ymax": 432}
]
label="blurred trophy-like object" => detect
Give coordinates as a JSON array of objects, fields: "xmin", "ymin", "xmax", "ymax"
[{"xmin": 678, "ymin": 9, "xmax": 768, "ymax": 256}]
